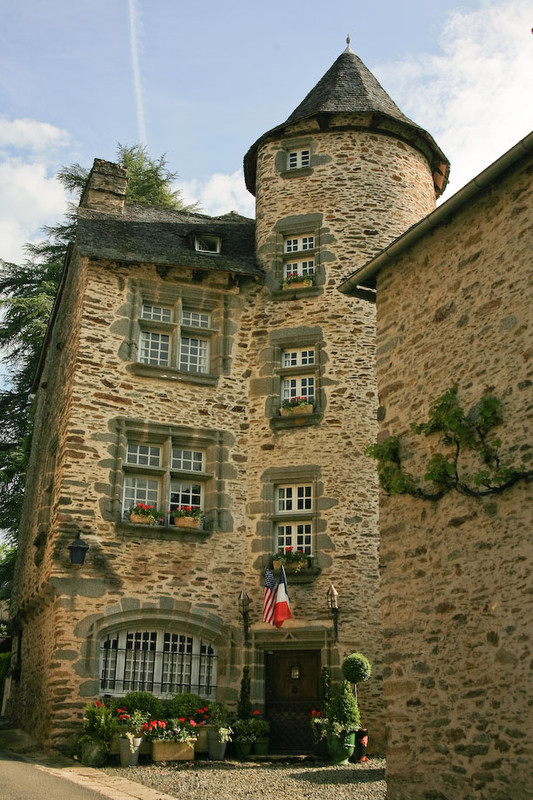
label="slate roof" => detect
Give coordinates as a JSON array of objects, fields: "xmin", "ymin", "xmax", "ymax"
[
  {"xmin": 244, "ymin": 48, "xmax": 449, "ymax": 196},
  {"xmin": 76, "ymin": 204, "xmax": 261, "ymax": 277}
]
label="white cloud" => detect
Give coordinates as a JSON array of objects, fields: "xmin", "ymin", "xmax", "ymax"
[
  {"xmin": 177, "ymin": 170, "xmax": 255, "ymax": 218},
  {"xmin": 374, "ymin": 0, "xmax": 533, "ymax": 198},
  {"xmin": 0, "ymin": 118, "xmax": 71, "ymax": 264},
  {"xmin": 0, "ymin": 115, "xmax": 70, "ymax": 153}
]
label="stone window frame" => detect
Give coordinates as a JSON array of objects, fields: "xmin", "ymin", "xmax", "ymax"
[
  {"xmin": 267, "ymin": 327, "xmax": 325, "ymax": 430},
  {"xmin": 277, "ymin": 137, "xmax": 314, "ymax": 180},
  {"xmin": 112, "ymin": 418, "xmax": 232, "ymax": 535},
  {"xmin": 259, "ymin": 465, "xmax": 322, "ymax": 580},
  {"xmin": 268, "ymin": 215, "xmax": 324, "ymax": 298},
  {"xmin": 128, "ymin": 281, "xmax": 233, "ymax": 385}
]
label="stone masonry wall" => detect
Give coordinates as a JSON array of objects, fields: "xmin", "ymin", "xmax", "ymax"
[{"xmin": 375, "ymin": 153, "xmax": 533, "ymax": 798}]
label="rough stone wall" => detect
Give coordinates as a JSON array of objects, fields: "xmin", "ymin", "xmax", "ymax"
[
  {"xmin": 9, "ymin": 249, "xmax": 89, "ymax": 742},
  {"xmin": 247, "ymin": 120, "xmax": 438, "ymax": 751},
  {"xmin": 375, "ymin": 153, "xmax": 533, "ymax": 798}
]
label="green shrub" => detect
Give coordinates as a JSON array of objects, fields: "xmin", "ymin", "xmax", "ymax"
[
  {"xmin": 328, "ymin": 680, "xmax": 360, "ymax": 734},
  {"xmin": 120, "ymin": 691, "xmax": 164, "ymax": 719},
  {"xmin": 165, "ymin": 692, "xmax": 207, "ymax": 721},
  {"xmin": 342, "ymin": 653, "xmax": 372, "ymax": 685},
  {"xmin": 237, "ymin": 665, "xmax": 252, "ymax": 720}
]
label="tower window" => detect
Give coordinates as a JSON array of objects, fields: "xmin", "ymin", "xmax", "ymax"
[{"xmin": 287, "ymin": 149, "xmax": 310, "ymax": 170}]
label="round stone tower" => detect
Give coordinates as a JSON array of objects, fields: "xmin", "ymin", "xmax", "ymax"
[
  {"xmin": 241, "ymin": 44, "xmax": 448, "ymax": 755},
  {"xmin": 244, "ymin": 42, "xmax": 449, "ymax": 284}
]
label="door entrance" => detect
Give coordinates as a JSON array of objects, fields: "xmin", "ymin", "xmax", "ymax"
[{"xmin": 264, "ymin": 649, "xmax": 321, "ymax": 753}]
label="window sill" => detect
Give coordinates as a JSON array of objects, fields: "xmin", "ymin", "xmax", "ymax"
[
  {"xmin": 271, "ymin": 284, "xmax": 322, "ymax": 301},
  {"xmin": 280, "ymin": 167, "xmax": 313, "ymax": 179},
  {"xmin": 272, "ymin": 565, "xmax": 321, "ymax": 584},
  {"xmin": 116, "ymin": 521, "xmax": 212, "ymax": 541},
  {"xmin": 130, "ymin": 363, "xmax": 218, "ymax": 385},
  {"xmin": 270, "ymin": 410, "xmax": 322, "ymax": 430}
]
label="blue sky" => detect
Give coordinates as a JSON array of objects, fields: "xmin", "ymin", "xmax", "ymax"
[{"xmin": 0, "ymin": 0, "xmax": 532, "ymax": 263}]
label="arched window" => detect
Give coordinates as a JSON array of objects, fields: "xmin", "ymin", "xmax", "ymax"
[{"xmin": 99, "ymin": 629, "xmax": 217, "ymax": 699}]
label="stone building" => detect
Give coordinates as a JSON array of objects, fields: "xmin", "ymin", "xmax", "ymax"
[
  {"xmin": 9, "ymin": 45, "xmax": 447, "ymax": 753},
  {"xmin": 340, "ymin": 133, "xmax": 533, "ymax": 797}
]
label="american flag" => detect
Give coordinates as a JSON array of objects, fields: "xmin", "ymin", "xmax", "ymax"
[{"xmin": 263, "ymin": 568, "xmax": 277, "ymax": 625}]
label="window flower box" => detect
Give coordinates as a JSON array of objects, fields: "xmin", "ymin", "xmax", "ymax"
[
  {"xmin": 174, "ymin": 516, "xmax": 201, "ymax": 529},
  {"xmin": 129, "ymin": 513, "xmax": 157, "ymax": 525},
  {"xmin": 281, "ymin": 278, "xmax": 313, "ymax": 290},
  {"xmin": 280, "ymin": 404, "xmax": 314, "ymax": 417}
]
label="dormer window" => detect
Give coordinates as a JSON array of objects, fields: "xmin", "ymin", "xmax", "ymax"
[
  {"xmin": 288, "ymin": 149, "xmax": 310, "ymax": 170},
  {"xmin": 195, "ymin": 235, "xmax": 221, "ymax": 254}
]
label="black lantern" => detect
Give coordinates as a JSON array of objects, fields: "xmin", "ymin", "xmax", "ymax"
[
  {"xmin": 239, "ymin": 590, "xmax": 250, "ymax": 645},
  {"xmin": 68, "ymin": 531, "xmax": 90, "ymax": 566},
  {"xmin": 327, "ymin": 584, "xmax": 339, "ymax": 642}
]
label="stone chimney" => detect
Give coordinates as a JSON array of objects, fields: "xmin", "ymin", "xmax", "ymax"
[{"xmin": 79, "ymin": 158, "xmax": 128, "ymax": 213}]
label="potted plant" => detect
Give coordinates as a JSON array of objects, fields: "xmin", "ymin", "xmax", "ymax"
[
  {"xmin": 116, "ymin": 708, "xmax": 149, "ymax": 766},
  {"xmin": 171, "ymin": 505, "xmax": 202, "ymax": 529},
  {"xmin": 342, "ymin": 652, "xmax": 372, "ymax": 762},
  {"xmin": 128, "ymin": 503, "xmax": 163, "ymax": 525},
  {"xmin": 79, "ymin": 700, "xmax": 118, "ymax": 766},
  {"xmin": 280, "ymin": 396, "xmax": 314, "ymax": 417},
  {"xmin": 232, "ymin": 718, "xmax": 255, "ymax": 758},
  {"xmin": 325, "ymin": 680, "xmax": 360, "ymax": 765},
  {"xmin": 250, "ymin": 711, "xmax": 270, "ymax": 755},
  {"xmin": 281, "ymin": 272, "xmax": 314, "ymax": 291},
  {"xmin": 272, "ymin": 546, "xmax": 309, "ymax": 573},
  {"xmin": 143, "ymin": 718, "xmax": 198, "ymax": 762},
  {"xmin": 206, "ymin": 702, "xmax": 232, "ymax": 760}
]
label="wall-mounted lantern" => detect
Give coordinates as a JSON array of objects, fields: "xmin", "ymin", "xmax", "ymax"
[
  {"xmin": 68, "ymin": 531, "xmax": 90, "ymax": 566},
  {"xmin": 327, "ymin": 584, "xmax": 339, "ymax": 642},
  {"xmin": 239, "ymin": 590, "xmax": 250, "ymax": 645}
]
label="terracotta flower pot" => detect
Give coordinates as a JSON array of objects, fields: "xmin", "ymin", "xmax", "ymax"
[
  {"xmin": 280, "ymin": 404, "xmax": 314, "ymax": 417},
  {"xmin": 174, "ymin": 516, "xmax": 201, "ymax": 529},
  {"xmin": 129, "ymin": 513, "xmax": 156, "ymax": 525}
]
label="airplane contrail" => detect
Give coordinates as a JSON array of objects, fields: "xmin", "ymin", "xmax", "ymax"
[{"xmin": 128, "ymin": 0, "xmax": 147, "ymax": 144}]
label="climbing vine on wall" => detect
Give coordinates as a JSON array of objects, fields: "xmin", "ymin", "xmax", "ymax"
[{"xmin": 365, "ymin": 387, "xmax": 532, "ymax": 500}]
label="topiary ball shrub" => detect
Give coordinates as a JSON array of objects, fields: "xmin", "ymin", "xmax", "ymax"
[
  {"xmin": 342, "ymin": 653, "xmax": 372, "ymax": 685},
  {"xmin": 121, "ymin": 690, "xmax": 164, "ymax": 719},
  {"xmin": 166, "ymin": 692, "xmax": 207, "ymax": 720}
]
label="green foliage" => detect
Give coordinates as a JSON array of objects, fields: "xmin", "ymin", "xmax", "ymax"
[
  {"xmin": 237, "ymin": 665, "xmax": 252, "ymax": 719},
  {"xmin": 0, "ymin": 544, "xmax": 17, "ymax": 599},
  {"xmin": 0, "ymin": 652, "xmax": 12, "ymax": 681},
  {"xmin": 320, "ymin": 666, "xmax": 331, "ymax": 714},
  {"xmin": 165, "ymin": 692, "xmax": 207, "ymax": 721},
  {"xmin": 233, "ymin": 718, "xmax": 256, "ymax": 742},
  {"xmin": 342, "ymin": 653, "xmax": 372, "ymax": 685},
  {"xmin": 366, "ymin": 387, "xmax": 532, "ymax": 500},
  {"xmin": 0, "ymin": 145, "xmax": 192, "ymax": 548},
  {"xmin": 120, "ymin": 690, "xmax": 164, "ymax": 719},
  {"xmin": 328, "ymin": 680, "xmax": 360, "ymax": 733},
  {"xmin": 83, "ymin": 701, "xmax": 117, "ymax": 745}
]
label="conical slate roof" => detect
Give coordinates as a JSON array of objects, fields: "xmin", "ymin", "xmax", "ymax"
[
  {"xmin": 284, "ymin": 47, "xmax": 414, "ymax": 128},
  {"xmin": 244, "ymin": 47, "xmax": 449, "ymax": 196}
]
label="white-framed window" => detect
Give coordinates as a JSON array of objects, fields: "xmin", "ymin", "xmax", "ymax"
[
  {"xmin": 170, "ymin": 480, "xmax": 202, "ymax": 514},
  {"xmin": 123, "ymin": 476, "xmax": 160, "ymax": 511},
  {"xmin": 138, "ymin": 302, "xmax": 212, "ymax": 375},
  {"xmin": 179, "ymin": 335, "xmax": 209, "ymax": 373},
  {"xmin": 100, "ymin": 629, "xmax": 217, "ymax": 698},
  {"xmin": 122, "ymin": 437, "xmax": 207, "ymax": 523},
  {"xmin": 276, "ymin": 484, "xmax": 313, "ymax": 513},
  {"xmin": 276, "ymin": 522, "xmax": 313, "ymax": 555},
  {"xmin": 287, "ymin": 149, "xmax": 310, "ymax": 170},
  {"xmin": 195, "ymin": 235, "xmax": 221, "ymax": 254},
  {"xmin": 141, "ymin": 304, "xmax": 172, "ymax": 323},
  {"xmin": 283, "ymin": 259, "xmax": 315, "ymax": 281},
  {"xmin": 284, "ymin": 235, "xmax": 314, "ymax": 253},
  {"xmin": 282, "ymin": 348, "xmax": 315, "ymax": 368},
  {"xmin": 282, "ymin": 376, "xmax": 315, "ymax": 403}
]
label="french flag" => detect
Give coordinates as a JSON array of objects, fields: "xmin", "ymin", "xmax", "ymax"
[{"xmin": 274, "ymin": 565, "xmax": 292, "ymax": 628}]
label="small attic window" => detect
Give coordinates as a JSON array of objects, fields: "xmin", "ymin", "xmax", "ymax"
[{"xmin": 195, "ymin": 235, "xmax": 221, "ymax": 254}]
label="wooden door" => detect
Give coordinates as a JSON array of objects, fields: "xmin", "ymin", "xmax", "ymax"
[{"xmin": 265, "ymin": 649, "xmax": 321, "ymax": 753}]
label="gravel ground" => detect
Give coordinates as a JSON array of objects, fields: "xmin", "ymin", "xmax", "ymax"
[{"xmin": 105, "ymin": 758, "xmax": 387, "ymax": 800}]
